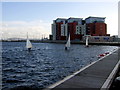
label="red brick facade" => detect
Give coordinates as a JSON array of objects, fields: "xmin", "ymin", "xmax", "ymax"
[
  {"xmin": 86, "ymin": 22, "xmax": 108, "ymax": 36},
  {"xmin": 68, "ymin": 22, "xmax": 77, "ymax": 40},
  {"xmin": 52, "ymin": 17, "xmax": 110, "ymax": 41},
  {"xmin": 56, "ymin": 22, "xmax": 63, "ymax": 40}
]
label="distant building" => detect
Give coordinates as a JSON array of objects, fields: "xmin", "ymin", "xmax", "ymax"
[
  {"xmin": 52, "ymin": 18, "xmax": 67, "ymax": 40},
  {"xmin": 67, "ymin": 17, "xmax": 86, "ymax": 40},
  {"xmin": 51, "ymin": 17, "xmax": 86, "ymax": 40},
  {"xmin": 49, "ymin": 35, "xmax": 53, "ymax": 40},
  {"xmin": 83, "ymin": 36, "xmax": 113, "ymax": 42},
  {"xmin": 51, "ymin": 16, "xmax": 110, "ymax": 41},
  {"xmin": 85, "ymin": 17, "xmax": 109, "ymax": 36}
]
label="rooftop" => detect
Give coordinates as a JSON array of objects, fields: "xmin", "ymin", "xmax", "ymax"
[
  {"xmin": 85, "ymin": 16, "xmax": 106, "ymax": 20},
  {"xmin": 56, "ymin": 18, "xmax": 67, "ymax": 20},
  {"xmin": 68, "ymin": 17, "xmax": 83, "ymax": 19}
]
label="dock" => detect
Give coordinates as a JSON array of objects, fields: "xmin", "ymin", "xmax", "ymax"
[{"xmin": 45, "ymin": 48, "xmax": 120, "ymax": 89}]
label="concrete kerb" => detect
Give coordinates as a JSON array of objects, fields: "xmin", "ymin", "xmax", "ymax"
[
  {"xmin": 100, "ymin": 60, "xmax": 120, "ymax": 90},
  {"xmin": 44, "ymin": 48, "xmax": 119, "ymax": 90}
]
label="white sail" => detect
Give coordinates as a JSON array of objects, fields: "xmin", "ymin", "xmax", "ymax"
[
  {"xmin": 65, "ymin": 34, "xmax": 70, "ymax": 48},
  {"xmin": 86, "ymin": 36, "xmax": 88, "ymax": 46},
  {"xmin": 26, "ymin": 33, "xmax": 32, "ymax": 49}
]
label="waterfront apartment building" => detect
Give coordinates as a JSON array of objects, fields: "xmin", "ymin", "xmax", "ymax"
[
  {"xmin": 52, "ymin": 18, "xmax": 86, "ymax": 40},
  {"xmin": 52, "ymin": 18, "xmax": 67, "ymax": 40},
  {"xmin": 51, "ymin": 16, "xmax": 109, "ymax": 40},
  {"xmin": 85, "ymin": 17, "xmax": 109, "ymax": 36},
  {"xmin": 67, "ymin": 18, "xmax": 86, "ymax": 40}
]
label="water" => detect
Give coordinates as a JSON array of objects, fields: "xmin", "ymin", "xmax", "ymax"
[{"xmin": 2, "ymin": 42, "xmax": 118, "ymax": 89}]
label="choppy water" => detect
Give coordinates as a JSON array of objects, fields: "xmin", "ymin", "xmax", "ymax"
[{"xmin": 1, "ymin": 42, "xmax": 118, "ymax": 89}]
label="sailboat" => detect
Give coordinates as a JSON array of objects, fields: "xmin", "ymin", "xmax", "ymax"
[
  {"xmin": 85, "ymin": 36, "xmax": 89, "ymax": 47},
  {"xmin": 65, "ymin": 33, "xmax": 70, "ymax": 50},
  {"xmin": 26, "ymin": 33, "xmax": 32, "ymax": 51}
]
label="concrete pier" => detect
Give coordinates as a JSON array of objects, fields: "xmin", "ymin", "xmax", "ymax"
[{"xmin": 46, "ymin": 48, "xmax": 120, "ymax": 89}]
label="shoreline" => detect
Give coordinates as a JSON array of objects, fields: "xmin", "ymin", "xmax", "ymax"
[
  {"xmin": 1, "ymin": 40, "xmax": 120, "ymax": 46},
  {"xmin": 44, "ymin": 48, "xmax": 120, "ymax": 89}
]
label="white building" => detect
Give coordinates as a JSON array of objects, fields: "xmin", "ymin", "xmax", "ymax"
[
  {"xmin": 52, "ymin": 22, "xmax": 56, "ymax": 40},
  {"xmin": 76, "ymin": 24, "xmax": 86, "ymax": 35},
  {"xmin": 61, "ymin": 24, "xmax": 68, "ymax": 36}
]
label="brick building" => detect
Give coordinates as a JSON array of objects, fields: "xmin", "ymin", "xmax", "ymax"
[
  {"xmin": 51, "ymin": 16, "xmax": 110, "ymax": 41},
  {"xmin": 52, "ymin": 18, "xmax": 86, "ymax": 40},
  {"xmin": 85, "ymin": 17, "xmax": 109, "ymax": 36},
  {"xmin": 52, "ymin": 18, "xmax": 67, "ymax": 40}
]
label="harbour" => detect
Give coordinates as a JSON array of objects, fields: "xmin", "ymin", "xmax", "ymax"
[
  {"xmin": 46, "ymin": 48, "xmax": 120, "ymax": 89},
  {"xmin": 1, "ymin": 42, "xmax": 120, "ymax": 89},
  {"xmin": 1, "ymin": 40, "xmax": 120, "ymax": 46},
  {"xmin": 2, "ymin": 1, "xmax": 120, "ymax": 90}
]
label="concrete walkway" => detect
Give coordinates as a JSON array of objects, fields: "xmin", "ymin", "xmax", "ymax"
[{"xmin": 46, "ymin": 48, "xmax": 120, "ymax": 89}]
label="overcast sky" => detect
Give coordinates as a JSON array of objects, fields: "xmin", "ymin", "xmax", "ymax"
[{"xmin": 1, "ymin": 0, "xmax": 119, "ymax": 39}]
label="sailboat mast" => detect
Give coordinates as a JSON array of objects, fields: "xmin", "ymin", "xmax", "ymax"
[
  {"xmin": 26, "ymin": 32, "xmax": 32, "ymax": 49},
  {"xmin": 86, "ymin": 36, "xmax": 88, "ymax": 46},
  {"xmin": 65, "ymin": 33, "xmax": 70, "ymax": 48},
  {"xmin": 68, "ymin": 33, "xmax": 70, "ymax": 47}
]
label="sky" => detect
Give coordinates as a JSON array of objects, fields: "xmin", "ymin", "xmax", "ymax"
[{"xmin": 1, "ymin": 0, "xmax": 119, "ymax": 39}]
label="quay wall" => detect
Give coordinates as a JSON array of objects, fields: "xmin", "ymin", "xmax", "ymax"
[
  {"xmin": 1, "ymin": 40, "xmax": 120, "ymax": 46},
  {"xmin": 45, "ymin": 48, "xmax": 120, "ymax": 89}
]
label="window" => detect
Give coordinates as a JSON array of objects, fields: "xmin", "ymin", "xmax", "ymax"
[
  {"xmin": 104, "ymin": 37, "xmax": 109, "ymax": 40},
  {"xmin": 80, "ymin": 27, "xmax": 81, "ymax": 30},
  {"xmin": 94, "ymin": 37, "xmax": 100, "ymax": 39},
  {"xmin": 79, "ymin": 27, "xmax": 82, "ymax": 34}
]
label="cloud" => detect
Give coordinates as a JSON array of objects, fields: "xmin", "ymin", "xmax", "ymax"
[
  {"xmin": 1, "ymin": 14, "xmax": 118, "ymax": 40},
  {"xmin": 1, "ymin": 20, "xmax": 51, "ymax": 39}
]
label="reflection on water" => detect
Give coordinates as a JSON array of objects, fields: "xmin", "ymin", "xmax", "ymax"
[{"xmin": 2, "ymin": 42, "xmax": 118, "ymax": 89}]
